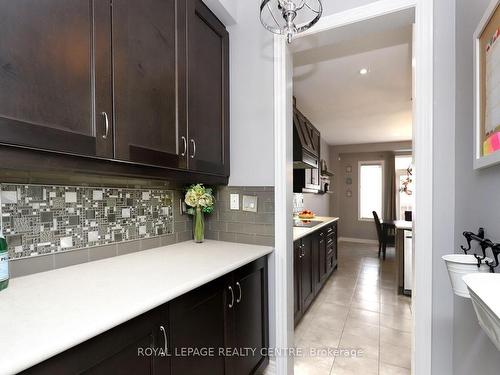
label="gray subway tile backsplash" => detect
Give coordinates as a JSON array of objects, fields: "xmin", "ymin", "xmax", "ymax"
[{"xmin": 206, "ymin": 186, "xmax": 274, "ymax": 247}]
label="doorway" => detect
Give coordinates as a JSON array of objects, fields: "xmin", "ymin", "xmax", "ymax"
[{"xmin": 272, "ymin": 1, "xmax": 434, "ymax": 374}]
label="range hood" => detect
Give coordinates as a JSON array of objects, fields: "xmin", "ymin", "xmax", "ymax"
[{"xmin": 293, "ymin": 104, "xmax": 320, "ymax": 169}]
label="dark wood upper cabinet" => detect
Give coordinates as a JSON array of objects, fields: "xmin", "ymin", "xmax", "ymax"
[
  {"xmin": 0, "ymin": 0, "xmax": 113, "ymax": 158},
  {"xmin": 113, "ymin": 0, "xmax": 186, "ymax": 169},
  {"xmin": 0, "ymin": 0, "xmax": 230, "ymax": 181},
  {"xmin": 186, "ymin": 0, "xmax": 229, "ymax": 176}
]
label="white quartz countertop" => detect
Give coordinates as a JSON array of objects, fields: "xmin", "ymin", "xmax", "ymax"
[
  {"xmin": 293, "ymin": 216, "xmax": 339, "ymax": 241},
  {"xmin": 0, "ymin": 240, "xmax": 273, "ymax": 375}
]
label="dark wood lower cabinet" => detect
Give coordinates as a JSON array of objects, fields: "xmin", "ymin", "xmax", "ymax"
[
  {"xmin": 170, "ymin": 277, "xmax": 229, "ymax": 375},
  {"xmin": 300, "ymin": 235, "xmax": 315, "ymax": 313},
  {"xmin": 294, "ymin": 222, "xmax": 338, "ymax": 325},
  {"xmin": 230, "ymin": 258, "xmax": 269, "ymax": 375},
  {"xmin": 23, "ymin": 257, "xmax": 268, "ymax": 375},
  {"xmin": 23, "ymin": 306, "xmax": 170, "ymax": 375},
  {"xmin": 294, "ymin": 241, "xmax": 302, "ymax": 326}
]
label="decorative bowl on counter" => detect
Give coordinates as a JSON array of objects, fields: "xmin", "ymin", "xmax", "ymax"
[{"xmin": 298, "ymin": 210, "xmax": 315, "ymax": 219}]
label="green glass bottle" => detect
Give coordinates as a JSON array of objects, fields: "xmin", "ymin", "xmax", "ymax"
[{"xmin": 0, "ymin": 234, "xmax": 9, "ymax": 291}]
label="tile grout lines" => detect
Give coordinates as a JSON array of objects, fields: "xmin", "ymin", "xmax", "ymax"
[{"xmin": 329, "ymin": 258, "xmax": 361, "ymax": 375}]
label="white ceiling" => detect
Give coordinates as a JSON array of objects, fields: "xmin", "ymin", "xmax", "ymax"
[{"xmin": 291, "ymin": 9, "xmax": 414, "ymax": 146}]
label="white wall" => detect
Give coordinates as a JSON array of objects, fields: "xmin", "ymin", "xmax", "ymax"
[
  {"xmin": 322, "ymin": 0, "xmax": 380, "ymax": 16},
  {"xmin": 454, "ymin": 0, "xmax": 500, "ymax": 374},
  {"xmin": 227, "ymin": 0, "xmax": 275, "ymax": 187},
  {"xmin": 202, "ymin": 0, "xmax": 238, "ymax": 25}
]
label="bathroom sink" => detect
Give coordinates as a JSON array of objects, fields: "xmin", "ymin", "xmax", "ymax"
[{"xmin": 462, "ymin": 273, "xmax": 500, "ymax": 351}]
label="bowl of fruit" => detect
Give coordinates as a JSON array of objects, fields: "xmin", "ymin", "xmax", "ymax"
[{"xmin": 298, "ymin": 210, "xmax": 315, "ymax": 219}]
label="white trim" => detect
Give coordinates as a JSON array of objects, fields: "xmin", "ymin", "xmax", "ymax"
[
  {"xmin": 338, "ymin": 237, "xmax": 379, "ymax": 245},
  {"xmin": 413, "ymin": 1, "xmax": 433, "ymax": 374},
  {"xmin": 297, "ymin": 0, "xmax": 417, "ymax": 38},
  {"xmin": 273, "ymin": 1, "xmax": 434, "ymax": 374},
  {"xmin": 357, "ymin": 160, "xmax": 385, "ymax": 221},
  {"xmin": 473, "ymin": 0, "xmax": 500, "ymax": 169},
  {"xmin": 273, "ymin": 35, "xmax": 294, "ymax": 375}
]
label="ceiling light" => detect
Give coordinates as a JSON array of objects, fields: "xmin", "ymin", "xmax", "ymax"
[
  {"xmin": 359, "ymin": 68, "xmax": 369, "ymax": 75},
  {"xmin": 260, "ymin": 0, "xmax": 323, "ymax": 44}
]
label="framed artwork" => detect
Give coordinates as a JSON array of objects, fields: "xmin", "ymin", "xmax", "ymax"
[
  {"xmin": 474, "ymin": 0, "xmax": 500, "ymax": 169},
  {"xmin": 345, "ymin": 177, "xmax": 352, "ymax": 185},
  {"xmin": 345, "ymin": 166, "xmax": 352, "ymax": 173},
  {"xmin": 346, "ymin": 190, "xmax": 352, "ymax": 198}
]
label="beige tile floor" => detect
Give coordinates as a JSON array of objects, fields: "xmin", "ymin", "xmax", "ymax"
[{"xmin": 294, "ymin": 241, "xmax": 412, "ymax": 375}]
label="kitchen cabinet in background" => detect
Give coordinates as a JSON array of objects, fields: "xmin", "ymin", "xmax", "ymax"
[{"xmin": 294, "ymin": 221, "xmax": 338, "ymax": 325}]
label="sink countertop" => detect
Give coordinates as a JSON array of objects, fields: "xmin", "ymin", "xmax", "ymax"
[
  {"xmin": 463, "ymin": 273, "xmax": 500, "ymax": 320},
  {"xmin": 293, "ymin": 216, "xmax": 340, "ymax": 241},
  {"xmin": 0, "ymin": 240, "xmax": 273, "ymax": 375}
]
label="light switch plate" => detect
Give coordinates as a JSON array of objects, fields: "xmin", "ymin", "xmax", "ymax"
[
  {"xmin": 242, "ymin": 195, "xmax": 258, "ymax": 213},
  {"xmin": 230, "ymin": 194, "xmax": 240, "ymax": 210}
]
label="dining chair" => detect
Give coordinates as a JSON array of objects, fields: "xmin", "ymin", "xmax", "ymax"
[{"xmin": 372, "ymin": 211, "xmax": 395, "ymax": 260}]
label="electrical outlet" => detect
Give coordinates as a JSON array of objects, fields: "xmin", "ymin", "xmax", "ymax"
[
  {"xmin": 242, "ymin": 195, "xmax": 258, "ymax": 213},
  {"xmin": 230, "ymin": 194, "xmax": 240, "ymax": 210}
]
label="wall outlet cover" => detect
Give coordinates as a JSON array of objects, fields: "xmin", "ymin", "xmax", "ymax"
[
  {"xmin": 230, "ymin": 194, "xmax": 240, "ymax": 210},
  {"xmin": 242, "ymin": 195, "xmax": 258, "ymax": 213}
]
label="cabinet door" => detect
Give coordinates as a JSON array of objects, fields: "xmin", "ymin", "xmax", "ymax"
[
  {"xmin": 311, "ymin": 231, "xmax": 320, "ymax": 294},
  {"xmin": 24, "ymin": 306, "xmax": 170, "ymax": 375},
  {"xmin": 0, "ymin": 0, "xmax": 113, "ymax": 158},
  {"xmin": 169, "ymin": 276, "xmax": 230, "ymax": 375},
  {"xmin": 318, "ymin": 231, "xmax": 328, "ymax": 285},
  {"xmin": 294, "ymin": 240, "xmax": 303, "ymax": 324},
  {"xmin": 186, "ymin": 0, "xmax": 229, "ymax": 176},
  {"xmin": 300, "ymin": 235, "xmax": 315, "ymax": 312},
  {"xmin": 113, "ymin": 0, "xmax": 187, "ymax": 169},
  {"xmin": 231, "ymin": 257, "xmax": 268, "ymax": 375}
]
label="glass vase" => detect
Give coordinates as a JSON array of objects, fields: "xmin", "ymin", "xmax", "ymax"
[{"xmin": 193, "ymin": 206, "xmax": 204, "ymax": 243}]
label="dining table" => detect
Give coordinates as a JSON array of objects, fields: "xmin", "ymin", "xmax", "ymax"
[{"xmin": 380, "ymin": 219, "xmax": 413, "ymax": 295}]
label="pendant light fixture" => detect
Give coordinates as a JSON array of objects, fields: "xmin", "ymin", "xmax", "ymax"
[{"xmin": 260, "ymin": 0, "xmax": 323, "ymax": 43}]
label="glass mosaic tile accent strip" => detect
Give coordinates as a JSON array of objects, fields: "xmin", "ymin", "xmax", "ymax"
[{"xmin": 0, "ymin": 184, "xmax": 174, "ymax": 259}]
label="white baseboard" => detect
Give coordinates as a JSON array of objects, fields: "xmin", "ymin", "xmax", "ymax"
[{"xmin": 338, "ymin": 237, "xmax": 378, "ymax": 245}]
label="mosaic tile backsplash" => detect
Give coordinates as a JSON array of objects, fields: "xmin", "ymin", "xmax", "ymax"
[{"xmin": 1, "ymin": 184, "xmax": 174, "ymax": 259}]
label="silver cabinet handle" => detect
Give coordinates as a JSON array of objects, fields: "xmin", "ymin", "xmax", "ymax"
[
  {"xmin": 236, "ymin": 282, "xmax": 242, "ymax": 304},
  {"xmin": 190, "ymin": 139, "xmax": 196, "ymax": 159},
  {"xmin": 180, "ymin": 136, "xmax": 187, "ymax": 157},
  {"xmin": 228, "ymin": 285, "xmax": 234, "ymax": 308},
  {"xmin": 101, "ymin": 112, "xmax": 109, "ymax": 139},
  {"xmin": 160, "ymin": 325, "xmax": 168, "ymax": 354}
]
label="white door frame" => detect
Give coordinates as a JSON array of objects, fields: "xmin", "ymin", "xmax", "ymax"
[{"xmin": 273, "ymin": 0, "xmax": 434, "ymax": 374}]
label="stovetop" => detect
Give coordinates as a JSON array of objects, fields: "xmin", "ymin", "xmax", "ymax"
[{"xmin": 293, "ymin": 220, "xmax": 322, "ymax": 228}]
